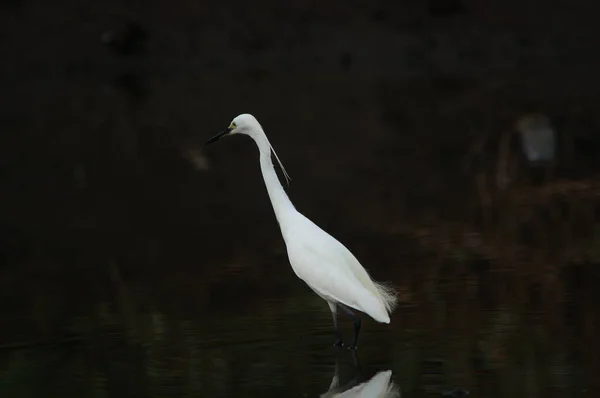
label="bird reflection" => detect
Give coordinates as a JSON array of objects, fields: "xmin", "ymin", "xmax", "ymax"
[{"xmin": 320, "ymin": 352, "xmax": 401, "ymax": 398}]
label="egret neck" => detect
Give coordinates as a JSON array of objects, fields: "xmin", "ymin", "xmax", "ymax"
[{"xmin": 254, "ymin": 133, "xmax": 296, "ymax": 230}]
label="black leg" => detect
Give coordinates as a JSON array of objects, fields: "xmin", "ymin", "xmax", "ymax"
[
  {"xmin": 348, "ymin": 349, "xmax": 364, "ymax": 383},
  {"xmin": 339, "ymin": 304, "xmax": 361, "ymax": 350},
  {"xmin": 331, "ymin": 350, "xmax": 364, "ymax": 392},
  {"xmin": 328, "ymin": 302, "xmax": 344, "ymax": 347}
]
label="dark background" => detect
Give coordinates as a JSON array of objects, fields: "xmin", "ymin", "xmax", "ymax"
[{"xmin": 1, "ymin": 0, "xmax": 600, "ymax": 396}]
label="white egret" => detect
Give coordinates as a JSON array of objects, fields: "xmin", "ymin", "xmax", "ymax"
[{"xmin": 206, "ymin": 114, "xmax": 397, "ymax": 348}]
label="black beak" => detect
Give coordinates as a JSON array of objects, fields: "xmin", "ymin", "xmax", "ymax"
[{"xmin": 206, "ymin": 128, "xmax": 232, "ymax": 145}]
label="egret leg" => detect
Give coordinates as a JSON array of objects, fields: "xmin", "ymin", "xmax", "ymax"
[
  {"xmin": 328, "ymin": 302, "xmax": 343, "ymax": 347},
  {"xmin": 347, "ymin": 349, "xmax": 364, "ymax": 384},
  {"xmin": 339, "ymin": 304, "xmax": 361, "ymax": 349}
]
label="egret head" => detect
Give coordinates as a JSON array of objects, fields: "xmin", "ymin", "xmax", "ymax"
[
  {"xmin": 205, "ymin": 113, "xmax": 291, "ymax": 185},
  {"xmin": 206, "ymin": 113, "xmax": 262, "ymax": 144}
]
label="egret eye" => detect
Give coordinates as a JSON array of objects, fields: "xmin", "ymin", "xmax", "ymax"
[{"xmin": 228, "ymin": 122, "xmax": 236, "ymax": 130}]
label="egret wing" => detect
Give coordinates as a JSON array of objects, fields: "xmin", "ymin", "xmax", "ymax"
[{"xmin": 285, "ymin": 216, "xmax": 391, "ymax": 322}]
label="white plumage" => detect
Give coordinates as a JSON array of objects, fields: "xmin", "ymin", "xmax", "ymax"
[
  {"xmin": 207, "ymin": 113, "xmax": 397, "ymax": 348},
  {"xmin": 285, "ymin": 213, "xmax": 396, "ymax": 323}
]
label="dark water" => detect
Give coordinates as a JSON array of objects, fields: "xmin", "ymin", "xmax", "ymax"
[
  {"xmin": 3, "ymin": 1, "xmax": 600, "ymax": 397},
  {"xmin": 1, "ymin": 242, "xmax": 599, "ymax": 397}
]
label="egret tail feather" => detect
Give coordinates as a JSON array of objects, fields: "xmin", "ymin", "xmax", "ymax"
[{"xmin": 373, "ymin": 281, "xmax": 398, "ymax": 314}]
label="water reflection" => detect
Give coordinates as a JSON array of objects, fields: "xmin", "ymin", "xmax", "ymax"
[
  {"xmin": 321, "ymin": 352, "xmax": 400, "ymax": 398},
  {"xmin": 1, "ymin": 277, "xmax": 598, "ymax": 397},
  {"xmin": 322, "ymin": 370, "xmax": 399, "ymax": 398}
]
